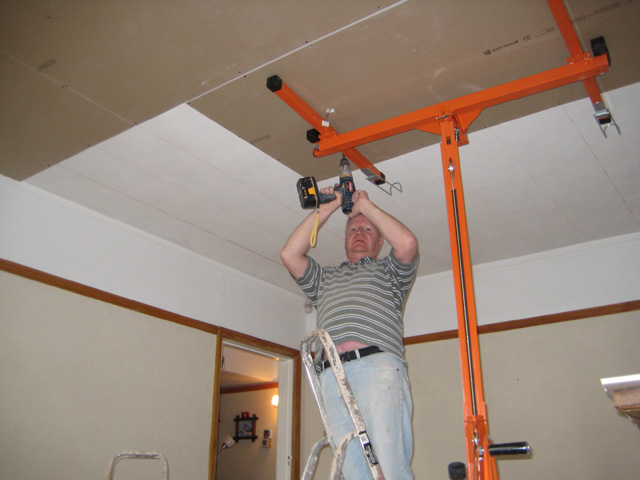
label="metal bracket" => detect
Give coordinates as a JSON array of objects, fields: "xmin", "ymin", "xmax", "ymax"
[
  {"xmin": 360, "ymin": 167, "xmax": 403, "ymax": 196},
  {"xmin": 374, "ymin": 180, "xmax": 403, "ymax": 196},
  {"xmin": 593, "ymin": 101, "xmax": 621, "ymax": 137},
  {"xmin": 322, "ymin": 108, "xmax": 335, "ymax": 128}
]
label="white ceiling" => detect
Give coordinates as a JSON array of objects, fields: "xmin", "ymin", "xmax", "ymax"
[
  {"xmin": 221, "ymin": 345, "xmax": 279, "ymax": 388},
  {"xmin": 24, "ymin": 81, "xmax": 640, "ymax": 296},
  {"xmin": 2, "ymin": 1, "xmax": 639, "ymax": 298}
]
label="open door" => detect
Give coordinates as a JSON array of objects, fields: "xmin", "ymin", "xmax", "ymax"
[{"xmin": 210, "ymin": 329, "xmax": 301, "ymax": 480}]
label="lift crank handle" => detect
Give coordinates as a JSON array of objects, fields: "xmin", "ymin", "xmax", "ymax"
[
  {"xmin": 487, "ymin": 441, "xmax": 531, "ymax": 456},
  {"xmin": 446, "ymin": 442, "xmax": 530, "ymax": 480}
]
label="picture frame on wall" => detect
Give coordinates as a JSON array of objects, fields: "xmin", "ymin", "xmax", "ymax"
[{"xmin": 233, "ymin": 413, "xmax": 259, "ymax": 442}]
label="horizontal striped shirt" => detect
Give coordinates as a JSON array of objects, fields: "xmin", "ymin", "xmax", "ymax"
[{"xmin": 296, "ymin": 249, "xmax": 419, "ymax": 368}]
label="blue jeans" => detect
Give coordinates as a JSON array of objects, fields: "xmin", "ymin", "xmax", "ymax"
[{"xmin": 319, "ymin": 352, "xmax": 414, "ymax": 480}]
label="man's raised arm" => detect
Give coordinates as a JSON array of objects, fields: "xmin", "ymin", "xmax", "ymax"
[{"xmin": 280, "ymin": 188, "xmax": 341, "ymax": 279}]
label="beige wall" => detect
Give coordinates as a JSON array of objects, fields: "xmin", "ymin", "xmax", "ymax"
[
  {"xmin": 301, "ymin": 311, "xmax": 640, "ymax": 479},
  {"xmin": 217, "ymin": 387, "xmax": 279, "ymax": 480},
  {"xmin": 3, "ymin": 252, "xmax": 639, "ymax": 479},
  {"xmin": 0, "ymin": 270, "xmax": 217, "ymax": 480}
]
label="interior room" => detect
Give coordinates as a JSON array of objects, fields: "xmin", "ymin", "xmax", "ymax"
[
  {"xmin": 1, "ymin": 1, "xmax": 639, "ymax": 479},
  {"xmin": 216, "ymin": 344, "xmax": 281, "ymax": 480}
]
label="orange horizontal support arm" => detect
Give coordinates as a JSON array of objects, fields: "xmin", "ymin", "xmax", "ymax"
[
  {"xmin": 266, "ymin": 75, "xmax": 386, "ymax": 183},
  {"xmin": 313, "ymin": 54, "xmax": 608, "ymax": 157},
  {"xmin": 267, "ymin": 77, "xmax": 329, "ymax": 132}
]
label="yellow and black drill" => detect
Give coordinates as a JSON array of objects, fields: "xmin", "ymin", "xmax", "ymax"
[{"xmin": 296, "ymin": 157, "xmax": 355, "ymax": 214}]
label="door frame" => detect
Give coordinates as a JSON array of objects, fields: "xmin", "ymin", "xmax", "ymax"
[{"xmin": 209, "ymin": 327, "xmax": 301, "ymax": 480}]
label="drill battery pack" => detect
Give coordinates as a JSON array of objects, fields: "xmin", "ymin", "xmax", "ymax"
[{"xmin": 297, "ymin": 176, "xmax": 335, "ymax": 209}]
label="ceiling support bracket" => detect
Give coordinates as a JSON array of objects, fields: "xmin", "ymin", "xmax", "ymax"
[
  {"xmin": 546, "ymin": 0, "xmax": 620, "ymax": 138},
  {"xmin": 593, "ymin": 101, "xmax": 621, "ymax": 138},
  {"xmin": 266, "ymin": 75, "xmax": 394, "ymax": 190},
  {"xmin": 304, "ymin": 52, "xmax": 608, "ymax": 158}
]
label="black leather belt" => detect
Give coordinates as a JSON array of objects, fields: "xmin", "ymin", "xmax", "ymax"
[{"xmin": 318, "ymin": 346, "xmax": 382, "ymax": 371}]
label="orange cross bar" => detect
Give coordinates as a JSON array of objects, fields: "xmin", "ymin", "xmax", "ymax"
[
  {"xmin": 546, "ymin": 0, "xmax": 583, "ymax": 57},
  {"xmin": 313, "ymin": 54, "xmax": 609, "ymax": 157},
  {"xmin": 267, "ymin": 76, "xmax": 386, "ymax": 182},
  {"xmin": 546, "ymin": 0, "xmax": 606, "ymax": 106}
]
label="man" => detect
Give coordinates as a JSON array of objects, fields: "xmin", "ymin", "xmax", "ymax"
[{"xmin": 280, "ymin": 186, "xmax": 419, "ymax": 479}]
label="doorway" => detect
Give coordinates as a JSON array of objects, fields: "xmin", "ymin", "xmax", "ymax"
[{"xmin": 211, "ymin": 329, "xmax": 300, "ymax": 480}]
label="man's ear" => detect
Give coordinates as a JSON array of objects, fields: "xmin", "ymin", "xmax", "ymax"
[{"xmin": 375, "ymin": 237, "xmax": 384, "ymax": 256}]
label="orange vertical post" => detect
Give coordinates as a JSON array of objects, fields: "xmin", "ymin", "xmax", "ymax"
[{"xmin": 439, "ymin": 117, "xmax": 495, "ymax": 480}]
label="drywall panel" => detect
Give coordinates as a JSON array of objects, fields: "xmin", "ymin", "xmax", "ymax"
[
  {"xmin": 0, "ymin": 55, "xmax": 130, "ymax": 180},
  {"xmin": 0, "ymin": 0, "xmax": 400, "ymax": 120},
  {"xmin": 0, "ymin": 0, "xmax": 401, "ymax": 179},
  {"xmin": 2, "ymin": 0, "xmax": 638, "ymax": 181},
  {"xmin": 193, "ymin": 0, "xmax": 640, "ymax": 180},
  {"xmin": 0, "ymin": 270, "xmax": 217, "ymax": 480}
]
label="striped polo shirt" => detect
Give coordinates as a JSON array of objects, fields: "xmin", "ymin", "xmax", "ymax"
[{"xmin": 296, "ymin": 249, "xmax": 419, "ymax": 366}]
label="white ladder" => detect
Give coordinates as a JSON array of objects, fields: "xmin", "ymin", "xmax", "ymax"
[
  {"xmin": 106, "ymin": 451, "xmax": 169, "ymax": 480},
  {"xmin": 300, "ymin": 329, "xmax": 385, "ymax": 480}
]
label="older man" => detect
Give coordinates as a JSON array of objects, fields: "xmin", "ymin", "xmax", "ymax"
[{"xmin": 281, "ymin": 187, "xmax": 419, "ymax": 479}]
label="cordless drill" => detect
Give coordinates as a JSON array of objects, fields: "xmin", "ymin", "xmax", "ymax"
[{"xmin": 296, "ymin": 157, "xmax": 355, "ymax": 214}]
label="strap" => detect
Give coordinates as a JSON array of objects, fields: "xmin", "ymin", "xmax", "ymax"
[{"xmin": 309, "ymin": 209, "xmax": 320, "ymax": 247}]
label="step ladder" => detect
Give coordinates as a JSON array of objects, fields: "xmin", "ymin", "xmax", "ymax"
[
  {"xmin": 300, "ymin": 329, "xmax": 385, "ymax": 480},
  {"xmin": 106, "ymin": 451, "xmax": 169, "ymax": 480}
]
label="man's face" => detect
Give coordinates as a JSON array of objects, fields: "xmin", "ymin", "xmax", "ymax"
[{"xmin": 345, "ymin": 215, "xmax": 384, "ymax": 263}]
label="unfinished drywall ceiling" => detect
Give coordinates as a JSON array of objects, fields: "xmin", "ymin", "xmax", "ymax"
[
  {"xmin": 1, "ymin": 1, "xmax": 639, "ymax": 181},
  {"xmin": 190, "ymin": 0, "xmax": 640, "ymax": 180},
  {"xmin": 0, "ymin": 0, "xmax": 402, "ymax": 179}
]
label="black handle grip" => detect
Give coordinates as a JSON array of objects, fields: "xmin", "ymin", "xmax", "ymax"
[
  {"xmin": 317, "ymin": 191, "xmax": 337, "ymax": 204},
  {"xmin": 448, "ymin": 461, "xmax": 466, "ymax": 479},
  {"xmin": 488, "ymin": 441, "xmax": 530, "ymax": 456}
]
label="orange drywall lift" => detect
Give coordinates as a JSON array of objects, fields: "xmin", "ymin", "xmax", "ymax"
[{"xmin": 268, "ymin": 0, "xmax": 617, "ymax": 478}]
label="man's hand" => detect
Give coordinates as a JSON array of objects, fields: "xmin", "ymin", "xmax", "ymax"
[
  {"xmin": 347, "ymin": 189, "xmax": 371, "ymax": 218},
  {"xmin": 321, "ymin": 185, "xmax": 342, "ymax": 214}
]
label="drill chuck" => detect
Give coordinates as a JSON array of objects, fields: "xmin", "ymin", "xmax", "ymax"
[{"xmin": 338, "ymin": 157, "xmax": 355, "ymax": 214}]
